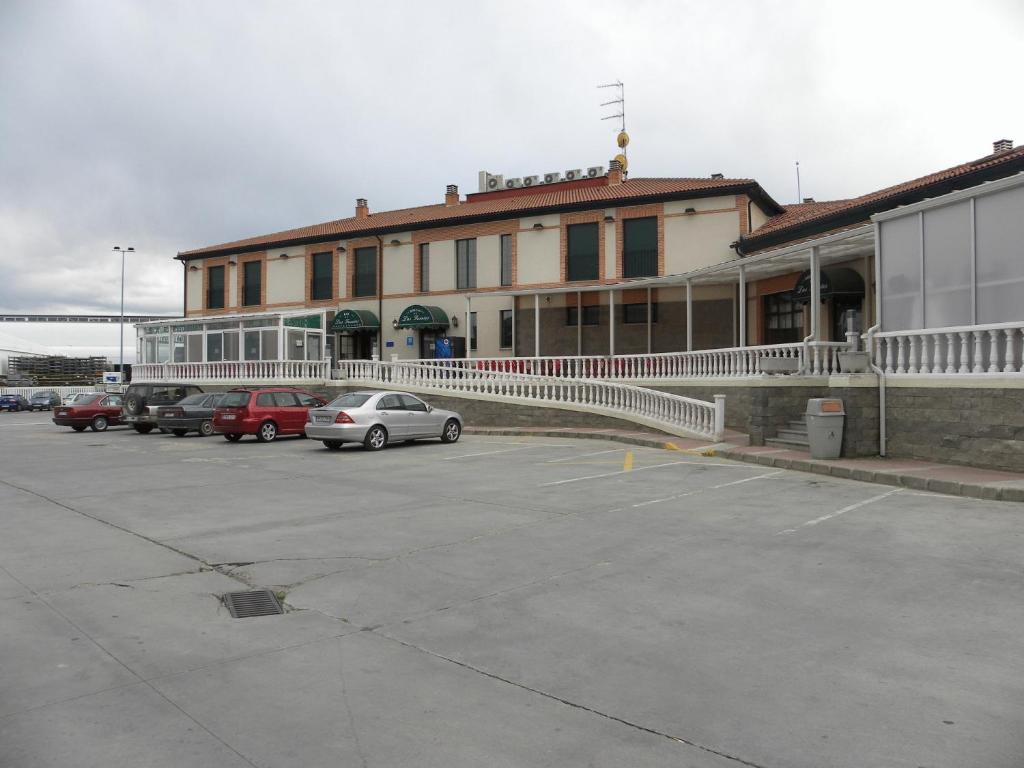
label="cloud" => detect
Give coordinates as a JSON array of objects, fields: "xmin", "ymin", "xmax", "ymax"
[{"xmin": 0, "ymin": 0, "xmax": 1020, "ymax": 317}]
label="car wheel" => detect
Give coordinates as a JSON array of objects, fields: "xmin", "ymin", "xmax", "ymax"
[
  {"xmin": 441, "ymin": 419, "xmax": 461, "ymax": 443},
  {"xmin": 124, "ymin": 395, "xmax": 143, "ymax": 415},
  {"xmin": 323, "ymin": 440, "xmax": 343, "ymax": 451},
  {"xmin": 172, "ymin": 429, "xmax": 188, "ymax": 437},
  {"xmin": 224, "ymin": 433, "xmax": 243, "ymax": 442},
  {"xmin": 199, "ymin": 420, "xmax": 214, "ymax": 437},
  {"xmin": 133, "ymin": 424, "xmax": 154, "ymax": 434},
  {"xmin": 256, "ymin": 421, "xmax": 278, "ymax": 442},
  {"xmin": 90, "ymin": 415, "xmax": 109, "ymax": 432},
  {"xmin": 364, "ymin": 425, "xmax": 387, "ymax": 451},
  {"xmin": 71, "ymin": 425, "xmax": 87, "ymax": 432}
]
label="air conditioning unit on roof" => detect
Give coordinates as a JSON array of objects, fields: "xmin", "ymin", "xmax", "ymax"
[
  {"xmin": 543, "ymin": 171, "xmax": 562, "ymax": 184},
  {"xmin": 522, "ymin": 175, "xmax": 540, "ymax": 187},
  {"xmin": 563, "ymin": 168, "xmax": 583, "ymax": 181},
  {"xmin": 486, "ymin": 174, "xmax": 504, "ymax": 191},
  {"xmin": 504, "ymin": 178, "xmax": 522, "ymax": 189},
  {"xmin": 586, "ymin": 166, "xmax": 605, "ymax": 178}
]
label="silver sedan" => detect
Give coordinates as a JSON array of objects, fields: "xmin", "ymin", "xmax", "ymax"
[{"xmin": 304, "ymin": 391, "xmax": 463, "ymax": 451}]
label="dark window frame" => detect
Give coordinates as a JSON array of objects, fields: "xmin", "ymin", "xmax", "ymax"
[
  {"xmin": 622, "ymin": 303, "xmax": 659, "ymax": 324},
  {"xmin": 499, "ymin": 309, "xmax": 513, "ymax": 349},
  {"xmin": 622, "ymin": 217, "xmax": 659, "ymax": 278},
  {"xmin": 499, "ymin": 234, "xmax": 512, "ymax": 287},
  {"xmin": 456, "ymin": 238, "xmax": 477, "ymax": 290},
  {"xmin": 419, "ymin": 243, "xmax": 430, "ymax": 293},
  {"xmin": 207, "ymin": 265, "xmax": 225, "ymax": 309},
  {"xmin": 353, "ymin": 247, "xmax": 378, "ymax": 298},
  {"xmin": 310, "ymin": 251, "xmax": 333, "ymax": 301},
  {"xmin": 469, "ymin": 311, "xmax": 478, "ymax": 351},
  {"xmin": 242, "ymin": 261, "xmax": 262, "ymax": 306},
  {"xmin": 566, "ymin": 222, "xmax": 600, "ymax": 282},
  {"xmin": 566, "ymin": 305, "xmax": 600, "ymax": 326}
]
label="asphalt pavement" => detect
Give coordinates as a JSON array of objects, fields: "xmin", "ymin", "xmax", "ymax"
[{"xmin": 1, "ymin": 409, "xmax": 1023, "ymax": 767}]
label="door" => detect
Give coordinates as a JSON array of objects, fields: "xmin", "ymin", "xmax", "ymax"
[
  {"xmin": 375, "ymin": 393, "xmax": 408, "ymax": 438},
  {"xmin": 272, "ymin": 392, "xmax": 303, "ymax": 432},
  {"xmin": 763, "ymin": 292, "xmax": 803, "ymax": 345},
  {"xmin": 419, "ymin": 331, "xmax": 437, "ymax": 360},
  {"xmin": 398, "ymin": 394, "xmax": 437, "ymax": 437}
]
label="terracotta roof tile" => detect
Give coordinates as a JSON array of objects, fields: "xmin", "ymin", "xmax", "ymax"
[
  {"xmin": 745, "ymin": 145, "xmax": 1024, "ymax": 246},
  {"xmin": 179, "ymin": 177, "xmax": 770, "ymax": 258}
]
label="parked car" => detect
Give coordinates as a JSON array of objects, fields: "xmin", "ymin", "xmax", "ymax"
[
  {"xmin": 52, "ymin": 393, "xmax": 124, "ymax": 432},
  {"xmin": 0, "ymin": 394, "xmax": 30, "ymax": 412},
  {"xmin": 121, "ymin": 383, "xmax": 205, "ymax": 434},
  {"xmin": 213, "ymin": 387, "xmax": 327, "ymax": 442},
  {"xmin": 156, "ymin": 393, "xmax": 227, "ymax": 437},
  {"xmin": 28, "ymin": 391, "xmax": 61, "ymax": 411},
  {"xmin": 304, "ymin": 391, "xmax": 462, "ymax": 451}
]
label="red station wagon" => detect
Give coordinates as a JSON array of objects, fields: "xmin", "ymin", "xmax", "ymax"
[
  {"xmin": 52, "ymin": 393, "xmax": 124, "ymax": 432},
  {"xmin": 212, "ymin": 387, "xmax": 326, "ymax": 442}
]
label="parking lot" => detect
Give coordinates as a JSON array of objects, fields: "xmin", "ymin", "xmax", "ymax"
[{"xmin": 2, "ymin": 408, "xmax": 1023, "ymax": 767}]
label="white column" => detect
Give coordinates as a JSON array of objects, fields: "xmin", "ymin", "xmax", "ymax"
[
  {"xmin": 465, "ymin": 295, "xmax": 472, "ymax": 359},
  {"xmin": 576, "ymin": 290, "xmax": 582, "ymax": 357},
  {"xmin": 646, "ymin": 287, "xmax": 652, "ymax": 354},
  {"xmin": 609, "ymin": 289, "xmax": 616, "ymax": 356},
  {"xmin": 534, "ymin": 293, "xmax": 540, "ymax": 358},
  {"xmin": 738, "ymin": 265, "xmax": 747, "ymax": 348},
  {"xmin": 686, "ymin": 279, "xmax": 693, "ymax": 352},
  {"xmin": 809, "ymin": 246, "xmax": 820, "ymax": 340}
]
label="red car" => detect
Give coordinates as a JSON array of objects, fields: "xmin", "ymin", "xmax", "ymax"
[
  {"xmin": 52, "ymin": 393, "xmax": 124, "ymax": 432},
  {"xmin": 213, "ymin": 387, "xmax": 326, "ymax": 442}
]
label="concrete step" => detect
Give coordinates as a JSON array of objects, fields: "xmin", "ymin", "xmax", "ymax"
[
  {"xmin": 787, "ymin": 419, "xmax": 808, "ymax": 432},
  {"xmin": 765, "ymin": 436, "xmax": 811, "ymax": 449},
  {"xmin": 776, "ymin": 429, "xmax": 809, "ymax": 442}
]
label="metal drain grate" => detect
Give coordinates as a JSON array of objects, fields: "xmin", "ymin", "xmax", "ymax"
[{"xmin": 223, "ymin": 590, "xmax": 283, "ymax": 618}]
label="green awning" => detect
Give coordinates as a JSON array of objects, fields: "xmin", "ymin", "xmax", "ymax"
[
  {"xmin": 396, "ymin": 304, "xmax": 449, "ymax": 330},
  {"xmin": 330, "ymin": 309, "xmax": 380, "ymax": 332}
]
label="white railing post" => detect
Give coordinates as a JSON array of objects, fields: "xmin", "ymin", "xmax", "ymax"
[{"xmin": 713, "ymin": 394, "xmax": 726, "ymax": 441}]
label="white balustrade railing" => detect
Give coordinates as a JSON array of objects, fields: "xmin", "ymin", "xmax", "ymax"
[
  {"xmin": 0, "ymin": 385, "xmax": 99, "ymax": 398},
  {"xmin": 377, "ymin": 342, "xmax": 849, "ymax": 380},
  {"xmin": 870, "ymin": 321, "xmax": 1024, "ymax": 375},
  {"xmin": 338, "ymin": 360, "xmax": 726, "ymax": 441},
  {"xmin": 132, "ymin": 360, "xmax": 330, "ymax": 383}
]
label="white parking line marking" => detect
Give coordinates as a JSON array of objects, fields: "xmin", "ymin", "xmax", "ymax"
[
  {"xmin": 442, "ymin": 446, "xmax": 533, "ymax": 461},
  {"xmin": 712, "ymin": 470, "xmax": 785, "ymax": 489},
  {"xmin": 777, "ymin": 489, "xmax": 901, "ymax": 534},
  {"xmin": 545, "ymin": 448, "xmax": 622, "ymax": 463},
  {"xmin": 540, "ymin": 460, "xmax": 695, "ymax": 487}
]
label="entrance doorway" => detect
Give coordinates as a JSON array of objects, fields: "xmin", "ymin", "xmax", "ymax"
[
  {"xmin": 763, "ymin": 291, "xmax": 802, "ymax": 345},
  {"xmin": 338, "ymin": 331, "xmax": 375, "ymax": 360}
]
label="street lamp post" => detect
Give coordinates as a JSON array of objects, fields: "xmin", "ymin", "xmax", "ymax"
[{"xmin": 113, "ymin": 246, "xmax": 134, "ymax": 382}]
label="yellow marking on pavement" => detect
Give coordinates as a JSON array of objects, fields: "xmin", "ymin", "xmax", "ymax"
[
  {"xmin": 663, "ymin": 442, "xmax": 679, "ymax": 451},
  {"xmin": 623, "ymin": 451, "xmax": 634, "ymax": 472}
]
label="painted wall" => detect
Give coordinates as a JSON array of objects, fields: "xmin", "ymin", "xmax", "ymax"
[
  {"xmin": 266, "ymin": 255, "xmax": 305, "ymax": 305},
  {"xmin": 186, "ymin": 268, "xmax": 203, "ymax": 312},
  {"xmin": 383, "ymin": 235, "xmax": 413, "ymax": 296},
  {"xmin": 516, "ymin": 215, "xmax": 561, "ymax": 284},
  {"xmin": 663, "ymin": 209, "xmax": 741, "ymax": 273},
  {"xmin": 428, "ymin": 239, "xmax": 456, "ymax": 292}
]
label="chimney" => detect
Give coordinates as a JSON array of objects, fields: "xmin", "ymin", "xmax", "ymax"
[
  {"xmin": 710, "ymin": 173, "xmax": 724, "ymax": 180},
  {"xmin": 355, "ymin": 198, "xmax": 368, "ymax": 218},
  {"xmin": 608, "ymin": 159, "xmax": 623, "ymax": 186},
  {"xmin": 802, "ymin": 197, "xmax": 815, "ymax": 203},
  {"xmin": 993, "ymin": 138, "xmax": 1014, "ymax": 154},
  {"xmin": 445, "ymin": 184, "xmax": 459, "ymax": 206}
]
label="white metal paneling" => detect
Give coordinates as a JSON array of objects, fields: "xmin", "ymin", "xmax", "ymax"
[
  {"xmin": 879, "ymin": 214, "xmax": 922, "ymax": 331},
  {"xmin": 976, "ymin": 183, "xmax": 1024, "ymax": 324},
  {"xmin": 922, "ymin": 200, "xmax": 972, "ymax": 328}
]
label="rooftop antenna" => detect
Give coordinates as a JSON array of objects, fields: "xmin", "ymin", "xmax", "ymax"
[
  {"xmin": 795, "ymin": 161, "xmax": 802, "ymax": 203},
  {"xmin": 598, "ymin": 80, "xmax": 629, "ymax": 176}
]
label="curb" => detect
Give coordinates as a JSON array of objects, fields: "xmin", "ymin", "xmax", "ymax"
[{"xmin": 716, "ymin": 448, "xmax": 1024, "ymax": 504}]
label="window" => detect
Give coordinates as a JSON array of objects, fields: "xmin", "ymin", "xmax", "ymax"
[
  {"xmin": 399, "ymin": 394, "xmax": 427, "ymax": 412},
  {"xmin": 256, "ymin": 393, "xmax": 275, "ymax": 407},
  {"xmin": 354, "ymin": 247, "xmax": 377, "ymax": 297},
  {"xmin": 378, "ymin": 394, "xmax": 402, "ymax": 410},
  {"xmin": 567, "ymin": 223, "xmax": 599, "ymax": 282},
  {"xmin": 419, "ymin": 243, "xmax": 430, "ymax": 292},
  {"xmin": 260, "ymin": 329, "xmax": 278, "ymax": 360},
  {"xmin": 456, "ymin": 238, "xmax": 477, "ymax": 289},
  {"xmin": 500, "ymin": 234, "xmax": 512, "ymax": 287},
  {"xmin": 244, "ymin": 331, "xmax": 260, "ymax": 360},
  {"xmin": 224, "ymin": 331, "xmax": 239, "ymax": 361},
  {"xmin": 311, "ymin": 252, "xmax": 332, "ymax": 300},
  {"xmin": 500, "ymin": 309, "xmax": 513, "ymax": 349},
  {"xmin": 622, "ymin": 303, "xmax": 658, "ymax": 324},
  {"xmin": 470, "ymin": 311, "xmax": 478, "ymax": 351},
  {"xmin": 764, "ymin": 291, "xmax": 802, "ymax": 344},
  {"xmin": 328, "ymin": 392, "xmax": 372, "ymax": 408},
  {"xmin": 207, "ymin": 265, "xmax": 225, "ymax": 309},
  {"xmin": 207, "ymin": 333, "xmax": 223, "ymax": 362},
  {"xmin": 566, "ymin": 305, "xmax": 600, "ymax": 326},
  {"xmin": 273, "ymin": 392, "xmax": 298, "ymax": 406},
  {"xmin": 243, "ymin": 261, "xmax": 262, "ymax": 306},
  {"xmin": 623, "ymin": 217, "xmax": 658, "ymax": 278},
  {"xmin": 220, "ymin": 392, "xmax": 251, "ymax": 407},
  {"xmin": 296, "ymin": 392, "xmax": 321, "ymax": 407}
]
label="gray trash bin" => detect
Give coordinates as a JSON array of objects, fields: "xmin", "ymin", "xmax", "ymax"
[{"xmin": 805, "ymin": 398, "xmax": 845, "ymax": 459}]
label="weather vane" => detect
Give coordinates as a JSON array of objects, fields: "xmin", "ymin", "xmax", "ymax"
[{"xmin": 598, "ymin": 81, "xmax": 629, "ymax": 175}]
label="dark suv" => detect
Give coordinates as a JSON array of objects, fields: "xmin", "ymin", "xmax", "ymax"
[{"xmin": 121, "ymin": 383, "xmax": 204, "ymax": 434}]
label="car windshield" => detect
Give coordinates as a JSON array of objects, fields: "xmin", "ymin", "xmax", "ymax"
[
  {"xmin": 178, "ymin": 394, "xmax": 208, "ymax": 406},
  {"xmin": 219, "ymin": 392, "xmax": 251, "ymax": 407},
  {"xmin": 328, "ymin": 393, "xmax": 372, "ymax": 408}
]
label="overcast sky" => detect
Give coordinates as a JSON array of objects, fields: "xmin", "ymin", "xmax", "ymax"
[{"xmin": 1, "ymin": 0, "xmax": 1021, "ymax": 321}]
